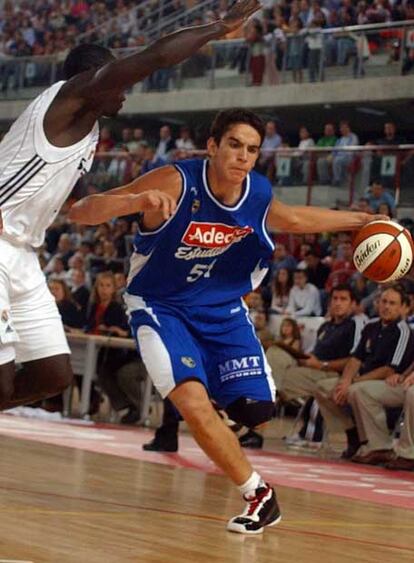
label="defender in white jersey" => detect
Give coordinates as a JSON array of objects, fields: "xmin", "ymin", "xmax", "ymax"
[
  {"xmin": 70, "ymin": 109, "xmax": 388, "ymax": 534},
  {"xmin": 0, "ymin": 0, "xmax": 260, "ymax": 409}
]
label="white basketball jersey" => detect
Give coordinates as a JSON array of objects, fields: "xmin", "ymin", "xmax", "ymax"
[{"xmin": 0, "ymin": 80, "xmax": 99, "ymax": 248}]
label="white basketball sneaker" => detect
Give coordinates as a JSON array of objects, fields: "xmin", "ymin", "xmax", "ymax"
[{"xmin": 227, "ymin": 485, "xmax": 282, "ymax": 534}]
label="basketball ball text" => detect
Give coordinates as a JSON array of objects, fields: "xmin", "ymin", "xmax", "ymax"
[{"xmin": 354, "ymin": 240, "xmax": 381, "ymax": 269}]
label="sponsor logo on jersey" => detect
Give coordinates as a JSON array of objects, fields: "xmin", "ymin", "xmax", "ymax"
[
  {"xmin": 181, "ymin": 356, "xmax": 196, "ymax": 368},
  {"xmin": 182, "ymin": 222, "xmax": 253, "ymax": 249},
  {"xmin": 175, "ymin": 222, "xmax": 254, "ymax": 260},
  {"xmin": 218, "ymin": 355, "xmax": 262, "ymax": 383}
]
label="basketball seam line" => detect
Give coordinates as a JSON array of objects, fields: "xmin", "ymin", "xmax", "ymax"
[{"xmin": 357, "ymin": 230, "xmax": 404, "ymax": 274}]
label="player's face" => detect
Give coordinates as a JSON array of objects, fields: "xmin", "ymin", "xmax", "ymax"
[{"xmin": 208, "ymin": 124, "xmax": 261, "ymax": 185}]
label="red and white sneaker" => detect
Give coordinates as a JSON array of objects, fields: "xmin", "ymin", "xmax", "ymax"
[{"xmin": 227, "ymin": 485, "xmax": 282, "ymax": 534}]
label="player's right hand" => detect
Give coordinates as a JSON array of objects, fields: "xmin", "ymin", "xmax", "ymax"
[
  {"xmin": 131, "ymin": 190, "xmax": 177, "ymax": 220},
  {"xmin": 221, "ymin": 0, "xmax": 261, "ymax": 33}
]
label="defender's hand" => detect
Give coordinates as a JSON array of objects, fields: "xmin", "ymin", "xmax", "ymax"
[
  {"xmin": 221, "ymin": 0, "xmax": 261, "ymax": 33},
  {"xmin": 131, "ymin": 190, "xmax": 177, "ymax": 220}
]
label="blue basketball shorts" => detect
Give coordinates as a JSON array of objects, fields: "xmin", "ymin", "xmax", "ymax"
[{"xmin": 126, "ymin": 296, "xmax": 276, "ymax": 408}]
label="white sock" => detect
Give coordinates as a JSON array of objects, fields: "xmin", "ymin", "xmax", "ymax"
[{"xmin": 238, "ymin": 471, "xmax": 266, "ymax": 498}]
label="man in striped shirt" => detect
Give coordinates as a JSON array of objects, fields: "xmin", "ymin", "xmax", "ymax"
[{"xmin": 315, "ymin": 284, "xmax": 414, "ymax": 460}]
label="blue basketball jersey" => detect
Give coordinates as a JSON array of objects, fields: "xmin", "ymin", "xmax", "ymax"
[{"xmin": 126, "ymin": 158, "xmax": 275, "ymax": 306}]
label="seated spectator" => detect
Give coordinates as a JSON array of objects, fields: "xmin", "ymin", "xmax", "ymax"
[
  {"xmin": 240, "ymin": 316, "xmax": 303, "ymax": 449},
  {"xmin": 316, "ymin": 123, "xmax": 338, "ymax": 184},
  {"xmin": 272, "ymin": 243, "xmax": 297, "ymax": 274},
  {"xmin": 294, "ymin": 126, "xmax": 315, "ymax": 184},
  {"xmin": 315, "ymin": 284, "xmax": 414, "ymax": 458},
  {"xmin": 127, "ymin": 128, "xmax": 146, "ymax": 152},
  {"xmin": 350, "ymin": 364, "xmax": 414, "ymax": 470},
  {"xmin": 270, "ymin": 268, "xmax": 293, "ymax": 315},
  {"xmin": 351, "ymin": 197, "xmax": 374, "ymax": 214},
  {"xmin": 325, "ymin": 240, "xmax": 356, "ymax": 290},
  {"xmin": 378, "ymin": 202, "xmax": 394, "ymax": 218},
  {"xmin": 86, "ymin": 271, "xmax": 145, "ymax": 421},
  {"xmin": 277, "ymin": 317, "xmax": 302, "ymax": 351},
  {"xmin": 285, "ymin": 269, "xmax": 322, "ymax": 317},
  {"xmin": 302, "ymin": 250, "xmax": 331, "ymax": 289},
  {"xmin": 49, "ymin": 279, "xmax": 84, "ymax": 332},
  {"xmin": 140, "ymin": 145, "xmax": 166, "ymax": 175},
  {"xmin": 155, "ymin": 125, "xmax": 175, "ymax": 162},
  {"xmin": 175, "ymin": 126, "xmax": 195, "ymax": 157},
  {"xmin": 377, "ymin": 121, "xmax": 406, "ymax": 146},
  {"xmin": 365, "ymin": 178, "xmax": 396, "ymax": 214},
  {"xmin": 45, "ymin": 256, "xmax": 67, "ymax": 281},
  {"xmin": 267, "ymin": 284, "xmax": 364, "ymax": 453},
  {"xmin": 96, "ymin": 126, "xmax": 115, "ymax": 153},
  {"xmin": 70, "ymin": 268, "xmax": 90, "ymax": 318},
  {"xmin": 257, "ymin": 120, "xmax": 282, "ymax": 181},
  {"xmin": 332, "ymin": 121, "xmax": 359, "ymax": 186}
]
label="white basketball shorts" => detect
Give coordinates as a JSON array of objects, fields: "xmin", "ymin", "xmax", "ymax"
[{"xmin": 0, "ymin": 237, "xmax": 70, "ymax": 365}]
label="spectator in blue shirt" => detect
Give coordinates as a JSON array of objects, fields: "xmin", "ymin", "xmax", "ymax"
[{"xmin": 365, "ymin": 179, "xmax": 396, "ymax": 213}]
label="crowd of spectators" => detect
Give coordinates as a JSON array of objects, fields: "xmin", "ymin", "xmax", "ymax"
[
  {"xmin": 1, "ymin": 0, "xmax": 414, "ymax": 94},
  {"xmin": 72, "ymin": 118, "xmax": 412, "ymax": 198}
]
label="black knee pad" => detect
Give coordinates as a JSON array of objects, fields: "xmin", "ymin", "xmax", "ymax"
[{"xmin": 225, "ymin": 397, "xmax": 275, "ymax": 428}]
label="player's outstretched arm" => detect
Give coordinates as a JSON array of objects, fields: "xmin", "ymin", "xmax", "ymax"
[
  {"xmin": 68, "ymin": 165, "xmax": 181, "ymax": 225},
  {"xmin": 68, "ymin": 0, "xmax": 259, "ymax": 96},
  {"xmin": 266, "ymin": 198, "xmax": 389, "ymax": 233}
]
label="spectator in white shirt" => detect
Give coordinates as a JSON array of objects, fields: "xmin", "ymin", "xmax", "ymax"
[
  {"xmin": 155, "ymin": 125, "xmax": 175, "ymax": 162},
  {"xmin": 295, "ymin": 126, "xmax": 315, "ymax": 183},
  {"xmin": 332, "ymin": 120, "xmax": 359, "ymax": 186},
  {"xmin": 258, "ymin": 120, "xmax": 282, "ymax": 180},
  {"xmin": 175, "ymin": 126, "xmax": 196, "ymax": 158},
  {"xmin": 286, "ymin": 269, "xmax": 322, "ymax": 317}
]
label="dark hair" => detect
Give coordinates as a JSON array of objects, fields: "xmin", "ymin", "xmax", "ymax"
[
  {"xmin": 273, "ymin": 268, "xmax": 293, "ymax": 296},
  {"xmin": 294, "ymin": 268, "xmax": 308, "ymax": 277},
  {"xmin": 330, "ymin": 283, "xmax": 356, "ymax": 301},
  {"xmin": 63, "ymin": 44, "xmax": 114, "ymax": 79},
  {"xmin": 210, "ymin": 109, "xmax": 265, "ymax": 145},
  {"xmin": 371, "ymin": 177, "xmax": 383, "ymax": 186},
  {"xmin": 382, "ymin": 283, "xmax": 407, "ymax": 305},
  {"xmin": 280, "ymin": 318, "xmax": 301, "ymax": 342}
]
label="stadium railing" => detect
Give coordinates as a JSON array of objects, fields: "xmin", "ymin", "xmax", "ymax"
[
  {"xmin": 78, "ymin": 145, "xmax": 414, "ymax": 210},
  {"xmin": 65, "ymin": 332, "xmax": 154, "ymax": 422},
  {"xmin": 0, "ymin": 20, "xmax": 413, "ymax": 99}
]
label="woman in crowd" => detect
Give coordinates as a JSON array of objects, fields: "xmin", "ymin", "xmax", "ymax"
[
  {"xmin": 278, "ymin": 317, "xmax": 302, "ymax": 351},
  {"xmin": 86, "ymin": 272, "xmax": 145, "ymax": 423},
  {"xmin": 270, "ymin": 268, "xmax": 293, "ymax": 315},
  {"xmin": 49, "ymin": 278, "xmax": 85, "ymax": 332}
]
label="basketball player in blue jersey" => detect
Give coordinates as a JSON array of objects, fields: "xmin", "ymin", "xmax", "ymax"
[
  {"xmin": 69, "ymin": 109, "xmax": 386, "ymax": 534},
  {"xmin": 0, "ymin": 0, "xmax": 259, "ymax": 411}
]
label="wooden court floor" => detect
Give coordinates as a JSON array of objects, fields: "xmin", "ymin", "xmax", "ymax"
[{"xmin": 0, "ymin": 435, "xmax": 413, "ymax": 563}]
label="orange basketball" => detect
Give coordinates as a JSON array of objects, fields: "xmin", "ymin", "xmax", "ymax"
[{"xmin": 352, "ymin": 220, "xmax": 414, "ymax": 283}]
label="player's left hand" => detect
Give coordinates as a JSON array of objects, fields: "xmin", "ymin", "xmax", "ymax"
[
  {"xmin": 221, "ymin": 0, "xmax": 261, "ymax": 33},
  {"xmin": 364, "ymin": 214, "xmax": 391, "ymax": 224}
]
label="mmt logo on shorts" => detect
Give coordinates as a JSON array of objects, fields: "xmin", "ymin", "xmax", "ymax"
[{"xmin": 218, "ymin": 356, "xmax": 262, "ymax": 383}]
